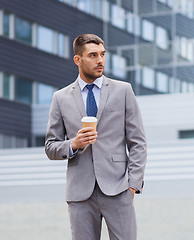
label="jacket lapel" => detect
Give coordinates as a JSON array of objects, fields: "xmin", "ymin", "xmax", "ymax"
[
  {"xmin": 96, "ymin": 76, "xmax": 109, "ymax": 126},
  {"xmin": 71, "ymin": 79, "xmax": 86, "ymax": 118}
]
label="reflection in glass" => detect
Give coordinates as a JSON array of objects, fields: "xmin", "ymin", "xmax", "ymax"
[
  {"xmin": 104, "ymin": 51, "xmax": 110, "ymax": 73},
  {"xmin": 3, "ymin": 73, "xmax": 10, "ymax": 99},
  {"xmin": 134, "ymin": 15, "xmax": 140, "ymax": 36},
  {"xmin": 94, "ymin": 0, "xmax": 102, "ymax": 18},
  {"xmin": 127, "ymin": 12, "xmax": 134, "ymax": 33},
  {"xmin": 156, "ymin": 26, "xmax": 168, "ymax": 50},
  {"xmin": 15, "ymin": 17, "xmax": 32, "ymax": 44},
  {"xmin": 111, "ymin": 4, "xmax": 125, "ymax": 29},
  {"xmin": 37, "ymin": 26, "xmax": 54, "ymax": 53},
  {"xmin": 3, "ymin": 12, "xmax": 10, "ymax": 36},
  {"xmin": 156, "ymin": 72, "xmax": 168, "ymax": 92},
  {"xmin": 142, "ymin": 67, "xmax": 155, "ymax": 89},
  {"xmin": 15, "ymin": 77, "xmax": 32, "ymax": 104},
  {"xmin": 77, "ymin": 0, "xmax": 92, "ymax": 14},
  {"xmin": 142, "ymin": 20, "xmax": 154, "ymax": 41},
  {"xmin": 58, "ymin": 33, "xmax": 65, "ymax": 57},
  {"xmin": 37, "ymin": 83, "xmax": 55, "ymax": 104},
  {"xmin": 112, "ymin": 54, "xmax": 127, "ymax": 79}
]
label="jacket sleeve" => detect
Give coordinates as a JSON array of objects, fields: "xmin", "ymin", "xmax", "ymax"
[
  {"xmin": 45, "ymin": 92, "xmax": 71, "ymax": 160},
  {"xmin": 125, "ymin": 84, "xmax": 147, "ymax": 193}
]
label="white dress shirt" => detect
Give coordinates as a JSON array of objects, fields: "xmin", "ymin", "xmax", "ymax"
[{"xmin": 69, "ymin": 75, "xmax": 103, "ymax": 157}]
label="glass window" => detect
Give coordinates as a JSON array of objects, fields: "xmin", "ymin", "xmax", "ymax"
[
  {"xmin": 127, "ymin": 12, "xmax": 134, "ymax": 33},
  {"xmin": 156, "ymin": 26, "xmax": 168, "ymax": 50},
  {"xmin": 187, "ymin": 39, "xmax": 193, "ymax": 61},
  {"xmin": 15, "ymin": 77, "xmax": 32, "ymax": 104},
  {"xmin": 169, "ymin": 77, "xmax": 175, "ymax": 93},
  {"xmin": 102, "ymin": 0, "xmax": 110, "ymax": 22},
  {"xmin": 180, "ymin": 37, "xmax": 187, "ymax": 58},
  {"xmin": 142, "ymin": 20, "xmax": 154, "ymax": 41},
  {"xmin": 16, "ymin": 136, "xmax": 27, "ymax": 148},
  {"xmin": 35, "ymin": 136, "xmax": 45, "ymax": 147},
  {"xmin": 3, "ymin": 73, "xmax": 10, "ymax": 99},
  {"xmin": 167, "ymin": 0, "xmax": 173, "ymax": 7},
  {"xmin": 37, "ymin": 83, "xmax": 55, "ymax": 104},
  {"xmin": 58, "ymin": 34, "xmax": 68, "ymax": 58},
  {"xmin": 111, "ymin": 4, "xmax": 125, "ymax": 29},
  {"xmin": 179, "ymin": 130, "xmax": 194, "ymax": 139},
  {"xmin": 37, "ymin": 25, "xmax": 54, "ymax": 53},
  {"xmin": 112, "ymin": 54, "xmax": 127, "ymax": 79},
  {"xmin": 3, "ymin": 134, "xmax": 13, "ymax": 148},
  {"xmin": 156, "ymin": 72, "xmax": 168, "ymax": 92},
  {"xmin": 94, "ymin": 0, "xmax": 102, "ymax": 18},
  {"xmin": 63, "ymin": 0, "xmax": 74, "ymax": 5},
  {"xmin": 175, "ymin": 78, "xmax": 181, "ymax": 92},
  {"xmin": 158, "ymin": 0, "xmax": 166, "ymax": 3},
  {"xmin": 15, "ymin": 16, "xmax": 32, "ymax": 44},
  {"xmin": 58, "ymin": 33, "xmax": 65, "ymax": 57},
  {"xmin": 3, "ymin": 12, "xmax": 10, "ymax": 36},
  {"xmin": 188, "ymin": 83, "xmax": 194, "ymax": 92},
  {"xmin": 134, "ymin": 15, "xmax": 140, "ymax": 36},
  {"xmin": 181, "ymin": 81, "xmax": 188, "ymax": 92},
  {"xmin": 104, "ymin": 51, "xmax": 110, "ymax": 73},
  {"xmin": 142, "ymin": 67, "xmax": 155, "ymax": 89},
  {"xmin": 77, "ymin": 0, "xmax": 92, "ymax": 14}
]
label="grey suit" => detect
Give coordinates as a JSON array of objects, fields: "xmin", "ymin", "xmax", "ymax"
[{"xmin": 45, "ymin": 75, "xmax": 147, "ymax": 239}]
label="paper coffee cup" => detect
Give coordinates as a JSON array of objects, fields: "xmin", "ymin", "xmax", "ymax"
[{"xmin": 81, "ymin": 116, "xmax": 97, "ymax": 131}]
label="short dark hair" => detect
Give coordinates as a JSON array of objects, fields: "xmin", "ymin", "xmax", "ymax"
[{"xmin": 73, "ymin": 34, "xmax": 104, "ymax": 56}]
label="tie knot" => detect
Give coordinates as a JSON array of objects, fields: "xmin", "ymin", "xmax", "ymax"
[{"xmin": 86, "ymin": 84, "xmax": 94, "ymax": 91}]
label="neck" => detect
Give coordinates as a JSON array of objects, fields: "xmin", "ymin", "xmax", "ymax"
[{"xmin": 79, "ymin": 73, "xmax": 97, "ymax": 84}]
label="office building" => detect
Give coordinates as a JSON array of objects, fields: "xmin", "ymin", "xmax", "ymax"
[{"xmin": 0, "ymin": 0, "xmax": 194, "ymax": 148}]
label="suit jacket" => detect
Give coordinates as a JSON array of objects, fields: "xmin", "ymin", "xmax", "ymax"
[{"xmin": 45, "ymin": 76, "xmax": 147, "ymax": 202}]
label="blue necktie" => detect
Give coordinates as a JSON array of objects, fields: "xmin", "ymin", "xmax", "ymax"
[{"xmin": 86, "ymin": 84, "xmax": 98, "ymax": 117}]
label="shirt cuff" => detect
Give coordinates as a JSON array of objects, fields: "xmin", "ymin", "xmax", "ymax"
[{"xmin": 69, "ymin": 140, "xmax": 78, "ymax": 159}]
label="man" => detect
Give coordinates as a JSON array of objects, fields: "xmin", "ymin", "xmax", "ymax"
[{"xmin": 45, "ymin": 34, "xmax": 147, "ymax": 240}]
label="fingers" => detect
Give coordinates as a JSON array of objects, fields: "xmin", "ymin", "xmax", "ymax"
[
  {"xmin": 72, "ymin": 128, "xmax": 98, "ymax": 150},
  {"xmin": 78, "ymin": 127, "xmax": 95, "ymax": 133}
]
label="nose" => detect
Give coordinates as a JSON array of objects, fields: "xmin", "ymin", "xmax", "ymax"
[{"xmin": 97, "ymin": 54, "xmax": 103, "ymax": 64}]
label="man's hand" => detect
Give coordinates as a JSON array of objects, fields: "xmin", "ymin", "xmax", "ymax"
[
  {"xmin": 129, "ymin": 187, "xmax": 136, "ymax": 197},
  {"xmin": 72, "ymin": 127, "xmax": 98, "ymax": 150}
]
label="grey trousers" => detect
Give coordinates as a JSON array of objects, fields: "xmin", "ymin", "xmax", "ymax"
[{"xmin": 67, "ymin": 183, "xmax": 137, "ymax": 240}]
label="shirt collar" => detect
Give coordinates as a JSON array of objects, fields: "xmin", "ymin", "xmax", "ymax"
[{"xmin": 78, "ymin": 75, "xmax": 103, "ymax": 91}]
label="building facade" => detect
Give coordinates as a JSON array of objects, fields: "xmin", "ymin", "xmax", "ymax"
[{"xmin": 0, "ymin": 0, "xmax": 194, "ymax": 148}]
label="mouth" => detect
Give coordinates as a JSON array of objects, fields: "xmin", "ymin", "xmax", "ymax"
[{"xmin": 95, "ymin": 66, "xmax": 104, "ymax": 71}]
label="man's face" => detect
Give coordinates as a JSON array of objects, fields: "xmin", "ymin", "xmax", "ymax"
[{"xmin": 76, "ymin": 43, "xmax": 106, "ymax": 83}]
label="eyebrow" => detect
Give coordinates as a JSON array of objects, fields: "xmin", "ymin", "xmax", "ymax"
[{"xmin": 88, "ymin": 50, "xmax": 106, "ymax": 55}]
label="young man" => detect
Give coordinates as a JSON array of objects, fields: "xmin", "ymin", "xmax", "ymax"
[{"xmin": 45, "ymin": 34, "xmax": 147, "ymax": 240}]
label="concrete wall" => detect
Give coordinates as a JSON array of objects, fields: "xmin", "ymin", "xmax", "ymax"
[
  {"xmin": 32, "ymin": 93, "xmax": 194, "ymax": 144},
  {"xmin": 137, "ymin": 93, "xmax": 194, "ymax": 143}
]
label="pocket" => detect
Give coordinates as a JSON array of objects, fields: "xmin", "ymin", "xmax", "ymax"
[{"xmin": 112, "ymin": 154, "xmax": 128, "ymax": 162}]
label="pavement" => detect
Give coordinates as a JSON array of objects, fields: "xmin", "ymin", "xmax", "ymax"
[{"xmin": 0, "ymin": 196, "xmax": 194, "ymax": 240}]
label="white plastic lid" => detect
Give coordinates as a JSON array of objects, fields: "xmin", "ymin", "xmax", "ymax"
[{"xmin": 81, "ymin": 116, "xmax": 97, "ymax": 122}]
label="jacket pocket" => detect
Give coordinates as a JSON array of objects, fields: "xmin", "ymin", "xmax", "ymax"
[{"xmin": 112, "ymin": 154, "xmax": 128, "ymax": 162}]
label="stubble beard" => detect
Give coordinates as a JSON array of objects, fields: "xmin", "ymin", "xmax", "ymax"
[{"xmin": 82, "ymin": 68, "xmax": 103, "ymax": 83}]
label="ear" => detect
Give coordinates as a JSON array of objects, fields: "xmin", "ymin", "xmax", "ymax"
[{"xmin": 73, "ymin": 55, "xmax": 81, "ymax": 66}]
